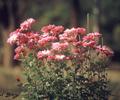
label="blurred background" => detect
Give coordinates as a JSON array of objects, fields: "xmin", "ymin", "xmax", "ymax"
[{"xmin": 0, "ymin": 0, "xmax": 120, "ymax": 99}]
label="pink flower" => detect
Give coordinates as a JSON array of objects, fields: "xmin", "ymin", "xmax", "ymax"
[
  {"xmin": 14, "ymin": 53, "xmax": 20, "ymax": 60},
  {"xmin": 64, "ymin": 27, "xmax": 86, "ymax": 36},
  {"xmin": 41, "ymin": 25, "xmax": 55, "ymax": 33},
  {"xmin": 28, "ymin": 39, "xmax": 37, "ymax": 49},
  {"xmin": 37, "ymin": 52, "xmax": 43, "ymax": 59},
  {"xmin": 15, "ymin": 46, "xmax": 25, "ymax": 53},
  {"xmin": 77, "ymin": 28, "xmax": 86, "ymax": 35},
  {"xmin": 50, "ymin": 26, "xmax": 64, "ymax": 35},
  {"xmin": 64, "ymin": 28, "xmax": 78, "ymax": 36},
  {"xmin": 47, "ymin": 56, "xmax": 55, "ymax": 60},
  {"xmin": 38, "ymin": 39, "xmax": 47, "ymax": 47},
  {"xmin": 17, "ymin": 34, "xmax": 28, "ymax": 45},
  {"xmin": 55, "ymin": 54, "xmax": 66, "ymax": 60},
  {"xmin": 14, "ymin": 46, "xmax": 26, "ymax": 58},
  {"xmin": 52, "ymin": 42, "xmax": 60, "ymax": 51},
  {"xmin": 26, "ymin": 33, "xmax": 40, "ymax": 49},
  {"xmin": 96, "ymin": 45, "xmax": 114, "ymax": 56},
  {"xmin": 52, "ymin": 42, "xmax": 69, "ymax": 51},
  {"xmin": 83, "ymin": 32, "xmax": 101, "ymax": 41},
  {"xmin": 82, "ymin": 41, "xmax": 96, "ymax": 47},
  {"xmin": 73, "ymin": 41, "xmax": 82, "ymax": 47},
  {"xmin": 41, "ymin": 33, "xmax": 49, "ymax": 38},
  {"xmin": 38, "ymin": 36, "xmax": 57, "ymax": 46},
  {"xmin": 65, "ymin": 56, "xmax": 73, "ymax": 60},
  {"xmin": 20, "ymin": 18, "xmax": 35, "ymax": 31},
  {"xmin": 37, "ymin": 50, "xmax": 51, "ymax": 59},
  {"xmin": 7, "ymin": 31, "xmax": 20, "ymax": 45},
  {"xmin": 7, "ymin": 18, "xmax": 113, "ymax": 62},
  {"xmin": 29, "ymin": 32, "xmax": 40, "ymax": 41},
  {"xmin": 41, "ymin": 50, "xmax": 51, "ymax": 55},
  {"xmin": 59, "ymin": 34, "xmax": 67, "ymax": 40},
  {"xmin": 59, "ymin": 33, "xmax": 77, "ymax": 42},
  {"xmin": 60, "ymin": 28, "xmax": 85, "ymax": 42},
  {"xmin": 41, "ymin": 25, "xmax": 64, "ymax": 36},
  {"xmin": 45, "ymin": 36, "xmax": 57, "ymax": 42}
]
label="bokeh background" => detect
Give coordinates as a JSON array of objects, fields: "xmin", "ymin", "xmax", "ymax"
[{"xmin": 0, "ymin": 0, "xmax": 120, "ymax": 99}]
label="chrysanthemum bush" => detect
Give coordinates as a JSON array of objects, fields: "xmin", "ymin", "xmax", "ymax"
[{"xmin": 7, "ymin": 18, "xmax": 113, "ymax": 100}]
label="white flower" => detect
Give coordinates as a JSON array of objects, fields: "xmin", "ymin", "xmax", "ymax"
[
  {"xmin": 7, "ymin": 33, "xmax": 19, "ymax": 45},
  {"xmin": 41, "ymin": 50, "xmax": 51, "ymax": 56},
  {"xmin": 55, "ymin": 54, "xmax": 65, "ymax": 60}
]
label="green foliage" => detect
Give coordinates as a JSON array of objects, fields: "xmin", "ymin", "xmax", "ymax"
[{"xmin": 21, "ymin": 52, "xmax": 110, "ymax": 100}]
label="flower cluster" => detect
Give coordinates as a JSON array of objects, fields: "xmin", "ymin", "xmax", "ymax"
[
  {"xmin": 7, "ymin": 18, "xmax": 113, "ymax": 100},
  {"xmin": 7, "ymin": 18, "xmax": 113, "ymax": 61}
]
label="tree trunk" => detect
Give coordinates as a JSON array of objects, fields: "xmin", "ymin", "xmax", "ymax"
[
  {"xmin": 93, "ymin": 0, "xmax": 100, "ymax": 32},
  {"xmin": 2, "ymin": 28, "xmax": 12, "ymax": 68},
  {"xmin": 0, "ymin": 0, "xmax": 14, "ymax": 67},
  {"xmin": 70, "ymin": 0, "xmax": 80, "ymax": 27},
  {"xmin": 0, "ymin": 0, "xmax": 27, "ymax": 67}
]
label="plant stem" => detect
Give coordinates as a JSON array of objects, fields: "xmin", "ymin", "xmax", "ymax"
[{"xmin": 87, "ymin": 13, "xmax": 90, "ymax": 33}]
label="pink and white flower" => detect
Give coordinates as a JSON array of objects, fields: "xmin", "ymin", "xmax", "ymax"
[
  {"xmin": 77, "ymin": 28, "xmax": 86, "ymax": 35},
  {"xmin": 7, "ymin": 18, "xmax": 113, "ymax": 61},
  {"xmin": 55, "ymin": 54, "xmax": 66, "ymax": 60},
  {"xmin": 82, "ymin": 41, "xmax": 96, "ymax": 47},
  {"xmin": 14, "ymin": 53, "xmax": 20, "ymax": 60},
  {"xmin": 20, "ymin": 18, "xmax": 35, "ymax": 31},
  {"xmin": 83, "ymin": 32, "xmax": 101, "ymax": 41},
  {"xmin": 52, "ymin": 42, "xmax": 69, "ymax": 51},
  {"xmin": 64, "ymin": 27, "xmax": 86, "ymax": 36},
  {"xmin": 41, "ymin": 25, "xmax": 55, "ymax": 33},
  {"xmin": 50, "ymin": 26, "xmax": 64, "ymax": 35},
  {"xmin": 37, "ymin": 50, "xmax": 51, "ymax": 59},
  {"xmin": 7, "ymin": 32, "xmax": 20, "ymax": 45},
  {"xmin": 96, "ymin": 45, "xmax": 114, "ymax": 56}
]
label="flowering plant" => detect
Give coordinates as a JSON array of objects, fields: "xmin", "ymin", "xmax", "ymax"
[{"xmin": 7, "ymin": 18, "xmax": 113, "ymax": 100}]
